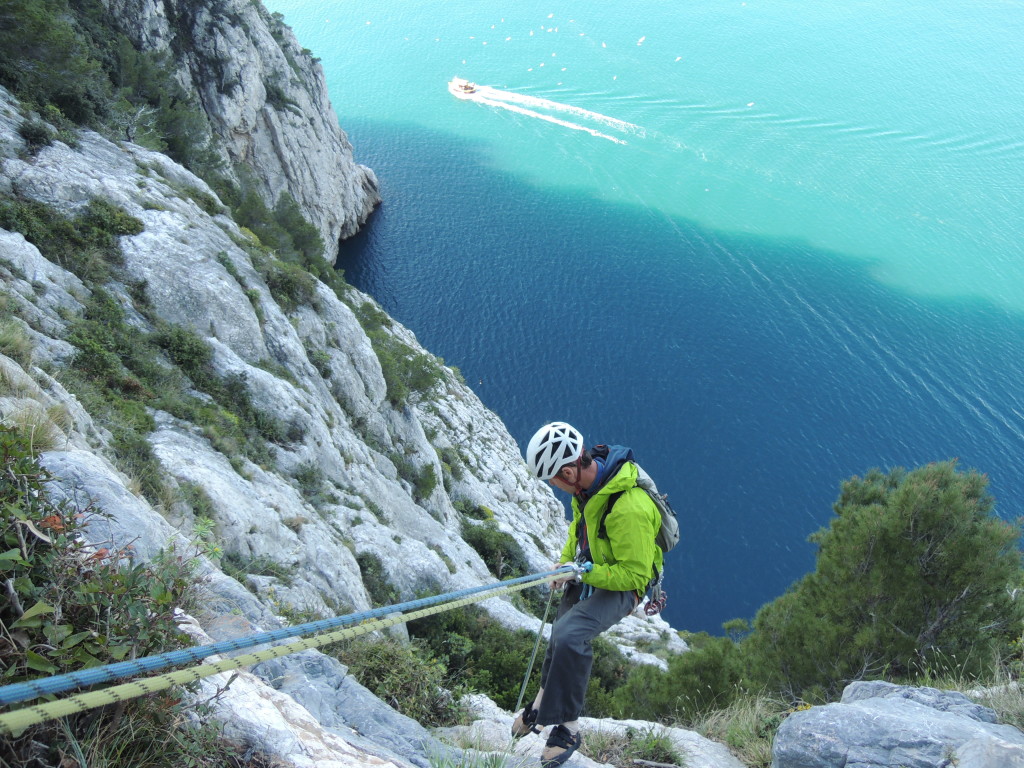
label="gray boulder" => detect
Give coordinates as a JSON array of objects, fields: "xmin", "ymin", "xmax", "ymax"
[{"xmin": 773, "ymin": 681, "xmax": 1024, "ymax": 768}]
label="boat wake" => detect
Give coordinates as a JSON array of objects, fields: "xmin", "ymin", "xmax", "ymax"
[{"xmin": 450, "ymin": 78, "xmax": 640, "ymax": 145}]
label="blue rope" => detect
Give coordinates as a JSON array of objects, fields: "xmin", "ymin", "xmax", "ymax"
[{"xmin": 0, "ymin": 565, "xmax": 573, "ymax": 707}]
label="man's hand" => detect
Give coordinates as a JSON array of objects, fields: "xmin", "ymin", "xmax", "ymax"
[{"xmin": 550, "ymin": 561, "xmax": 576, "ymax": 589}]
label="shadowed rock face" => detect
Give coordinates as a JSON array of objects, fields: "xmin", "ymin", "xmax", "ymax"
[
  {"xmin": 773, "ymin": 681, "xmax": 1024, "ymax": 768},
  {"xmin": 100, "ymin": 0, "xmax": 380, "ymax": 261}
]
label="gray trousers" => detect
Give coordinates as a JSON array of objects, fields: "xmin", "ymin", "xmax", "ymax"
[{"xmin": 536, "ymin": 582, "xmax": 635, "ymax": 725}]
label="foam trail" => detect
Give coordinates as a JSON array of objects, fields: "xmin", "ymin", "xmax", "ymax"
[
  {"xmin": 471, "ymin": 92, "xmax": 627, "ymax": 143},
  {"xmin": 476, "ymin": 85, "xmax": 643, "ymax": 136}
]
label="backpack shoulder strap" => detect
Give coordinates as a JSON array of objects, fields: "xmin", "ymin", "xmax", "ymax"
[{"xmin": 597, "ymin": 489, "xmax": 626, "ymax": 540}]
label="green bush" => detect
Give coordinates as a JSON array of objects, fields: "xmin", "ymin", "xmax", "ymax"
[
  {"xmin": 62, "ymin": 287, "xmax": 283, "ymax": 478},
  {"xmin": 330, "ymin": 635, "xmax": 466, "ymax": 727},
  {"xmin": 221, "ymin": 551, "xmax": 296, "ymax": 586},
  {"xmin": 608, "ymin": 632, "xmax": 744, "ymax": 722},
  {"xmin": 262, "ymin": 259, "xmax": 318, "ymax": 313},
  {"xmin": 0, "ymin": 0, "xmax": 112, "ymax": 125},
  {"xmin": 0, "ymin": 424, "xmax": 216, "ymax": 766},
  {"xmin": 307, "ymin": 345, "xmax": 332, "ymax": 377},
  {"xmin": 454, "ymin": 500, "xmax": 492, "ymax": 521},
  {"xmin": 459, "ymin": 518, "xmax": 549, "ymax": 617},
  {"xmin": 691, "ymin": 694, "xmax": 788, "ymax": 768},
  {"xmin": 353, "ymin": 301, "xmax": 446, "ymax": 408},
  {"xmin": 356, "ymin": 551, "xmax": 400, "ymax": 608},
  {"xmin": 460, "ymin": 519, "xmax": 530, "ymax": 581},
  {"xmin": 0, "ymin": 194, "xmax": 142, "ymax": 283},
  {"xmin": 294, "ymin": 461, "xmax": 323, "ymax": 497},
  {"xmin": 582, "ymin": 726, "xmax": 683, "ymax": 768},
  {"xmin": 408, "ymin": 603, "xmax": 634, "ymax": 716},
  {"xmin": 742, "ymin": 461, "xmax": 1022, "ymax": 699},
  {"xmin": 0, "ymin": 317, "xmax": 34, "ymax": 367},
  {"xmin": 153, "ymin": 324, "xmax": 213, "ymax": 381},
  {"xmin": 17, "ymin": 117, "xmax": 54, "ymax": 153},
  {"xmin": 438, "ymin": 446, "xmax": 465, "ymax": 481},
  {"xmin": 409, "ymin": 605, "xmax": 542, "ymax": 712},
  {"xmin": 235, "ymin": 189, "xmax": 324, "ymax": 266}
]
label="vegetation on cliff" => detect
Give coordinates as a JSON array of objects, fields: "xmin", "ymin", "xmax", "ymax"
[
  {"xmin": 1, "ymin": 3, "xmax": 1021, "ymax": 768},
  {"xmin": 0, "ymin": 425, "xmax": 275, "ymax": 767}
]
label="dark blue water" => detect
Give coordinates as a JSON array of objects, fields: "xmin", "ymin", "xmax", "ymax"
[{"xmin": 338, "ymin": 121, "xmax": 1024, "ymax": 634}]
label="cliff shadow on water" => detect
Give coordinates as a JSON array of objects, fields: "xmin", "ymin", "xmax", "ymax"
[{"xmin": 335, "ymin": 119, "xmax": 1024, "ymax": 634}]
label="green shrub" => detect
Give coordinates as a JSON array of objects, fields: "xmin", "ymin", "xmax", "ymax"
[
  {"xmin": 262, "ymin": 259, "xmax": 317, "ymax": 313},
  {"xmin": 63, "ymin": 289, "xmax": 281, "ymax": 475},
  {"xmin": 692, "ymin": 694, "xmax": 788, "ymax": 768},
  {"xmin": 582, "ymin": 726, "xmax": 683, "ymax": 768},
  {"xmin": 221, "ymin": 551, "xmax": 296, "ymax": 586},
  {"xmin": 354, "ymin": 302, "xmax": 446, "ymax": 407},
  {"xmin": 609, "ymin": 632, "xmax": 743, "ymax": 723},
  {"xmin": 17, "ymin": 117, "xmax": 53, "ymax": 153},
  {"xmin": 307, "ymin": 345, "xmax": 332, "ymax": 377},
  {"xmin": 111, "ymin": 427, "xmax": 164, "ymax": 505},
  {"xmin": 294, "ymin": 461, "xmax": 323, "ymax": 497},
  {"xmin": 409, "ymin": 605, "xmax": 541, "ymax": 712},
  {"xmin": 458, "ymin": 517, "xmax": 547, "ymax": 616},
  {"xmin": 0, "ymin": 194, "xmax": 141, "ymax": 282},
  {"xmin": 460, "ymin": 519, "xmax": 530, "ymax": 581},
  {"xmin": 82, "ymin": 197, "xmax": 144, "ymax": 238},
  {"xmin": 180, "ymin": 480, "xmax": 216, "ymax": 520},
  {"xmin": 356, "ymin": 551, "xmax": 400, "ymax": 608},
  {"xmin": 742, "ymin": 461, "xmax": 1022, "ymax": 699},
  {"xmin": 0, "ymin": 317, "xmax": 34, "ymax": 367},
  {"xmin": 0, "ymin": 424, "xmax": 208, "ymax": 765},
  {"xmin": 0, "ymin": 0, "xmax": 111, "ymax": 125},
  {"xmin": 330, "ymin": 635, "xmax": 466, "ymax": 727},
  {"xmin": 454, "ymin": 500, "xmax": 493, "ymax": 521},
  {"xmin": 438, "ymin": 446, "xmax": 465, "ymax": 481},
  {"xmin": 415, "ymin": 464, "xmax": 438, "ymax": 501},
  {"xmin": 234, "ymin": 189, "xmax": 324, "ymax": 266},
  {"xmin": 153, "ymin": 324, "xmax": 213, "ymax": 381}
]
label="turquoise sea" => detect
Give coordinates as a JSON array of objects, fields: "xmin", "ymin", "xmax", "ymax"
[{"xmin": 264, "ymin": 0, "xmax": 1024, "ymax": 633}]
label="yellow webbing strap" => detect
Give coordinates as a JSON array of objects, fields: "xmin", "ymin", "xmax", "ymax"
[{"xmin": 0, "ymin": 573, "xmax": 550, "ymax": 735}]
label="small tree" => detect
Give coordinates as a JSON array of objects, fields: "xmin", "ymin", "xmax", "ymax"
[{"xmin": 744, "ymin": 461, "xmax": 1021, "ymax": 699}]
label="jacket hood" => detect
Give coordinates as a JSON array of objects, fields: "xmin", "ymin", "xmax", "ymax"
[{"xmin": 590, "ymin": 445, "xmax": 637, "ymax": 496}]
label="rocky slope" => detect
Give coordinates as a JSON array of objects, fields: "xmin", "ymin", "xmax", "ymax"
[
  {"xmin": 0, "ymin": 84, "xmax": 688, "ymax": 767},
  {"xmin": 99, "ymin": 0, "xmax": 380, "ymax": 260}
]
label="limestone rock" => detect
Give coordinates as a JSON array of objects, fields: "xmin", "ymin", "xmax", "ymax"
[
  {"xmin": 441, "ymin": 695, "xmax": 744, "ymax": 768},
  {"xmin": 773, "ymin": 681, "xmax": 1024, "ymax": 768},
  {"xmin": 98, "ymin": 0, "xmax": 380, "ymax": 260}
]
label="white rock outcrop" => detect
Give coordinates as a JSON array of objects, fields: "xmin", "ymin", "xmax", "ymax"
[
  {"xmin": 98, "ymin": 0, "xmax": 380, "ymax": 260},
  {"xmin": 0, "ymin": 82, "xmax": 683, "ymax": 767}
]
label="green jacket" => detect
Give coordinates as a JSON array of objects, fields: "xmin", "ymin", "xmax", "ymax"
[{"xmin": 559, "ymin": 461, "xmax": 664, "ymax": 593}]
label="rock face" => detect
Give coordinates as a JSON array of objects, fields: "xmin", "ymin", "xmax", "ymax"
[
  {"xmin": 0, "ymin": 82, "xmax": 683, "ymax": 767},
  {"xmin": 99, "ymin": 0, "xmax": 380, "ymax": 260},
  {"xmin": 773, "ymin": 681, "xmax": 1024, "ymax": 768}
]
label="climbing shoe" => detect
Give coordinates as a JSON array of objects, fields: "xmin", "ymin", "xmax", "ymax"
[
  {"xmin": 540, "ymin": 724, "xmax": 582, "ymax": 768},
  {"xmin": 511, "ymin": 706, "xmax": 541, "ymax": 738}
]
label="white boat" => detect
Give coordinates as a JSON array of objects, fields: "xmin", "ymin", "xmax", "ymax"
[{"xmin": 448, "ymin": 77, "xmax": 478, "ymax": 99}]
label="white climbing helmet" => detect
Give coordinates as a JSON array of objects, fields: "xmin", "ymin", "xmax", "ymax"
[{"xmin": 526, "ymin": 422, "xmax": 584, "ymax": 481}]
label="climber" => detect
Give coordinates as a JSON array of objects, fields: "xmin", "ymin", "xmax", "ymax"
[{"xmin": 514, "ymin": 421, "xmax": 664, "ymax": 768}]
